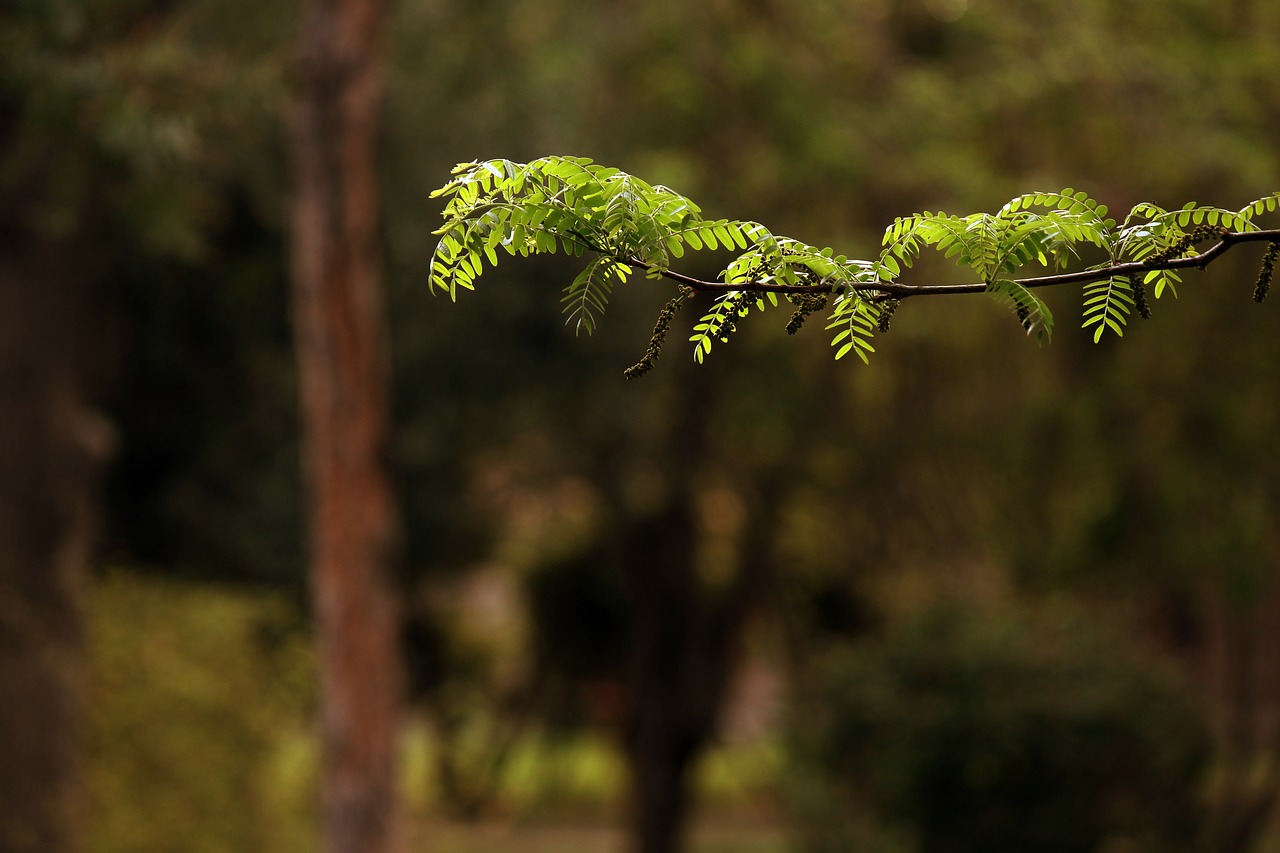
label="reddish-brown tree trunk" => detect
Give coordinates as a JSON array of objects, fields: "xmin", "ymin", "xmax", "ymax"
[
  {"xmin": 289, "ymin": 1, "xmax": 402, "ymax": 851},
  {"xmin": 0, "ymin": 229, "xmax": 106, "ymax": 852}
]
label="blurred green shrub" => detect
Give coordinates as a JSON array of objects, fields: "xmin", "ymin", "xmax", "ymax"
[
  {"xmin": 788, "ymin": 598, "xmax": 1209, "ymax": 853},
  {"xmin": 86, "ymin": 571, "xmax": 316, "ymax": 853}
]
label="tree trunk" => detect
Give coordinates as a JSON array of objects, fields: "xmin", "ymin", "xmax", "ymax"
[
  {"xmin": 616, "ymin": 370, "xmax": 738, "ymax": 853},
  {"xmin": 1201, "ymin": 594, "xmax": 1280, "ymax": 853},
  {"xmin": 621, "ymin": 503, "xmax": 710, "ymax": 853},
  {"xmin": 618, "ymin": 482, "xmax": 789, "ymax": 853},
  {"xmin": 613, "ymin": 358, "xmax": 827, "ymax": 853},
  {"xmin": 289, "ymin": 1, "xmax": 402, "ymax": 851},
  {"xmin": 0, "ymin": 234, "xmax": 106, "ymax": 852}
]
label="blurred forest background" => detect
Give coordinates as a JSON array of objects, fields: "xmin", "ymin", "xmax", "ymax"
[{"xmin": 4, "ymin": 0, "xmax": 1280, "ymax": 851}]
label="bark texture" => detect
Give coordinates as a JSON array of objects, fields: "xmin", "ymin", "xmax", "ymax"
[{"xmin": 289, "ymin": 0, "xmax": 402, "ymax": 850}]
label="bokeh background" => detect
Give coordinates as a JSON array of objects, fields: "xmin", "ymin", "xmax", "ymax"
[{"xmin": 5, "ymin": 0, "xmax": 1280, "ymax": 851}]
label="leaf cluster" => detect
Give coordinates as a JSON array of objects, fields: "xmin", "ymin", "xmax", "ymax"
[
  {"xmin": 430, "ymin": 156, "xmax": 754, "ymax": 334},
  {"xmin": 878, "ymin": 190, "xmax": 1115, "ymax": 343},
  {"xmin": 430, "ymin": 158, "xmax": 1280, "ymax": 373}
]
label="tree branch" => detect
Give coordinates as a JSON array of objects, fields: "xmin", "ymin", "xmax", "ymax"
[{"xmin": 631, "ymin": 228, "xmax": 1280, "ymax": 301}]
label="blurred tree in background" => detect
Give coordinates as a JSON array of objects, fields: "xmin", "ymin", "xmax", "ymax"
[
  {"xmin": 86, "ymin": 573, "xmax": 314, "ymax": 853},
  {"xmin": 0, "ymin": 1, "xmax": 282, "ymax": 849},
  {"xmin": 789, "ymin": 597, "xmax": 1209, "ymax": 852},
  {"xmin": 5, "ymin": 0, "xmax": 1280, "ymax": 852},
  {"xmin": 393, "ymin": 2, "xmax": 1280, "ymax": 851},
  {"xmin": 289, "ymin": 0, "xmax": 402, "ymax": 850}
]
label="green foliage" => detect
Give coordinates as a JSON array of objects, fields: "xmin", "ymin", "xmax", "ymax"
[
  {"xmin": 1116, "ymin": 195, "xmax": 1280, "ymax": 304},
  {"xmin": 690, "ymin": 291, "xmax": 772, "ymax": 363},
  {"xmin": 0, "ymin": 0, "xmax": 286, "ymax": 258},
  {"xmin": 1081, "ymin": 276, "xmax": 1136, "ymax": 342},
  {"xmin": 788, "ymin": 600, "xmax": 1209, "ymax": 853},
  {"xmin": 430, "ymin": 160, "xmax": 1279, "ymax": 371},
  {"xmin": 882, "ymin": 190, "xmax": 1112, "ymax": 277},
  {"xmin": 824, "ymin": 294, "xmax": 881, "ymax": 364},
  {"xmin": 430, "ymin": 155, "xmax": 750, "ymax": 299},
  {"xmin": 430, "ymin": 157, "xmax": 887, "ymax": 365},
  {"xmin": 87, "ymin": 572, "xmax": 316, "ymax": 853},
  {"xmin": 986, "ymin": 279, "xmax": 1056, "ymax": 343},
  {"xmin": 877, "ymin": 192, "xmax": 1111, "ymax": 344}
]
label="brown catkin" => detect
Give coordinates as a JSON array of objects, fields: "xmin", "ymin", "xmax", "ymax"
[
  {"xmin": 1150, "ymin": 224, "xmax": 1227, "ymax": 264},
  {"xmin": 624, "ymin": 286, "xmax": 694, "ymax": 379},
  {"xmin": 785, "ymin": 292, "xmax": 829, "ymax": 335},
  {"xmin": 1130, "ymin": 275, "xmax": 1151, "ymax": 319},
  {"xmin": 876, "ymin": 298, "xmax": 900, "ymax": 333},
  {"xmin": 1254, "ymin": 241, "xmax": 1279, "ymax": 304}
]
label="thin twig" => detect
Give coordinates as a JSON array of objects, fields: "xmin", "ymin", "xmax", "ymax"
[{"xmin": 627, "ymin": 229, "xmax": 1280, "ymax": 300}]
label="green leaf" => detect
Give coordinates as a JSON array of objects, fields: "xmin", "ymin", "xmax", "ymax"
[
  {"xmin": 986, "ymin": 279, "xmax": 1054, "ymax": 344},
  {"xmin": 561, "ymin": 258, "xmax": 620, "ymax": 335},
  {"xmin": 1080, "ymin": 276, "xmax": 1135, "ymax": 343},
  {"xmin": 824, "ymin": 294, "xmax": 879, "ymax": 365}
]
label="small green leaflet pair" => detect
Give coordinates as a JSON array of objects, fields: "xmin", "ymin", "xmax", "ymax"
[{"xmin": 429, "ymin": 156, "xmax": 1280, "ymax": 368}]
